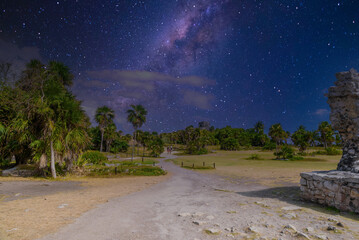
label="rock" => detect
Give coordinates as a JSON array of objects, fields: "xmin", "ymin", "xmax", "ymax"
[
  {"xmin": 284, "ymin": 224, "xmax": 297, "ymax": 232},
  {"xmin": 327, "ymin": 225, "xmax": 336, "ymax": 231},
  {"xmin": 6, "ymin": 228, "xmax": 18, "ymax": 232},
  {"xmin": 205, "ymin": 228, "xmax": 220, "ymax": 234},
  {"xmin": 305, "ymin": 227, "xmax": 314, "ymax": 233},
  {"xmin": 281, "ymin": 206, "xmax": 302, "ymax": 211},
  {"xmin": 192, "ymin": 212, "xmax": 204, "ymax": 217},
  {"xmin": 336, "ymin": 222, "xmax": 344, "ymax": 227},
  {"xmin": 58, "ymin": 203, "xmax": 69, "ymax": 209},
  {"xmin": 314, "ymin": 234, "xmax": 328, "ymax": 240},
  {"xmin": 14, "ymin": 193, "xmax": 21, "ymax": 197},
  {"xmin": 327, "ymin": 68, "xmax": 359, "ymax": 173},
  {"xmin": 192, "ymin": 221, "xmax": 206, "ymax": 226},
  {"xmin": 282, "ymin": 212, "xmax": 297, "ymax": 219},
  {"xmin": 296, "ymin": 232, "xmax": 310, "ymax": 239},
  {"xmin": 206, "ymin": 215, "xmax": 214, "ymax": 220},
  {"xmin": 246, "ymin": 226, "xmax": 259, "ymax": 234},
  {"xmin": 178, "ymin": 212, "xmax": 191, "ymax": 217}
]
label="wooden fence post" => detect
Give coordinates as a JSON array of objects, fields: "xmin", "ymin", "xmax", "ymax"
[
  {"xmin": 115, "ymin": 167, "xmax": 117, "ymax": 175},
  {"xmin": 213, "ymin": 162, "xmax": 216, "ymax": 169},
  {"xmin": 203, "ymin": 162, "xmax": 205, "ymax": 167},
  {"xmin": 142, "ymin": 157, "xmax": 144, "ymax": 163},
  {"xmin": 181, "ymin": 162, "xmax": 183, "ymax": 167},
  {"xmin": 192, "ymin": 163, "xmax": 194, "ymax": 168}
]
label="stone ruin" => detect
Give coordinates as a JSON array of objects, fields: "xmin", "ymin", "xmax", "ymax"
[
  {"xmin": 327, "ymin": 68, "xmax": 359, "ymax": 173},
  {"xmin": 300, "ymin": 69, "xmax": 359, "ymax": 213}
]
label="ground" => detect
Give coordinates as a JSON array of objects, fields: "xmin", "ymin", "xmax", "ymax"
[{"xmin": 0, "ymin": 149, "xmax": 358, "ymax": 240}]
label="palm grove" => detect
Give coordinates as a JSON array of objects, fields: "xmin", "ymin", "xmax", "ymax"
[
  {"xmin": 0, "ymin": 61, "xmax": 342, "ymax": 178},
  {"xmin": 0, "ymin": 60, "xmax": 164, "ymax": 178}
]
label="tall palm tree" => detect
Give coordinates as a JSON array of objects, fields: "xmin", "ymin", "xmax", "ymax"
[
  {"xmin": 269, "ymin": 123, "xmax": 286, "ymax": 156},
  {"xmin": 95, "ymin": 106, "xmax": 115, "ymax": 152},
  {"xmin": 127, "ymin": 104, "xmax": 147, "ymax": 161}
]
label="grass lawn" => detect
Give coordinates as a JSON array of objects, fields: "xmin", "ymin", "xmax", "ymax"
[{"xmin": 172, "ymin": 150, "xmax": 340, "ymax": 186}]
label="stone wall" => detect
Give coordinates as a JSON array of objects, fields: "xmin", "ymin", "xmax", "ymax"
[{"xmin": 300, "ymin": 171, "xmax": 359, "ymax": 213}]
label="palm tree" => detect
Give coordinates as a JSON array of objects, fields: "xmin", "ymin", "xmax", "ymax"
[
  {"xmin": 318, "ymin": 121, "xmax": 334, "ymax": 148},
  {"xmin": 95, "ymin": 106, "xmax": 115, "ymax": 152},
  {"xmin": 269, "ymin": 123, "xmax": 286, "ymax": 156},
  {"xmin": 127, "ymin": 104, "xmax": 147, "ymax": 161}
]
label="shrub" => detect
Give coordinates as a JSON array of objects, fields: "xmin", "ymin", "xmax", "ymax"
[
  {"xmin": 262, "ymin": 142, "xmax": 276, "ymax": 150},
  {"xmin": 111, "ymin": 140, "xmax": 129, "ymax": 153},
  {"xmin": 247, "ymin": 154, "xmax": 260, "ymax": 160},
  {"xmin": 313, "ymin": 147, "xmax": 342, "ymax": 156},
  {"xmin": 274, "ymin": 145, "xmax": 294, "ymax": 160},
  {"xmin": 220, "ymin": 137, "xmax": 240, "ymax": 150},
  {"xmin": 81, "ymin": 150, "xmax": 107, "ymax": 164}
]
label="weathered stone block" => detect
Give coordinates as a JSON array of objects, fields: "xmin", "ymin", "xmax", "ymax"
[{"xmin": 300, "ymin": 171, "xmax": 359, "ymax": 213}]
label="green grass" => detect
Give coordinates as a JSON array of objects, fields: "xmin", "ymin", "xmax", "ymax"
[{"xmin": 171, "ymin": 149, "xmax": 340, "ymax": 185}]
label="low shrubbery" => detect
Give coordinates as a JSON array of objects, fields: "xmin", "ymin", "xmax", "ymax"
[
  {"xmin": 247, "ymin": 154, "xmax": 261, "ymax": 160},
  {"xmin": 80, "ymin": 150, "xmax": 107, "ymax": 164},
  {"xmin": 220, "ymin": 137, "xmax": 240, "ymax": 150},
  {"xmin": 313, "ymin": 147, "xmax": 341, "ymax": 155},
  {"xmin": 86, "ymin": 165, "xmax": 166, "ymax": 176}
]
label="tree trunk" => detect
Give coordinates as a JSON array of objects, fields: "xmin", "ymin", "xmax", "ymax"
[
  {"xmin": 50, "ymin": 140, "xmax": 57, "ymax": 178},
  {"xmin": 131, "ymin": 128, "xmax": 137, "ymax": 161},
  {"xmin": 100, "ymin": 129, "xmax": 104, "ymax": 152}
]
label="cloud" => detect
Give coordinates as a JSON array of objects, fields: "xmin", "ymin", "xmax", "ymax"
[
  {"xmin": 0, "ymin": 39, "xmax": 42, "ymax": 78},
  {"xmin": 72, "ymin": 70, "xmax": 216, "ymax": 131},
  {"xmin": 182, "ymin": 89, "xmax": 215, "ymax": 109},
  {"xmin": 86, "ymin": 70, "xmax": 215, "ymax": 87},
  {"xmin": 313, "ymin": 108, "xmax": 330, "ymax": 116}
]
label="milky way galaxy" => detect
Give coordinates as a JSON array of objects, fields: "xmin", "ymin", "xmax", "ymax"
[
  {"xmin": 146, "ymin": 0, "xmax": 236, "ymax": 75},
  {"xmin": 1, "ymin": 0, "xmax": 359, "ymax": 132}
]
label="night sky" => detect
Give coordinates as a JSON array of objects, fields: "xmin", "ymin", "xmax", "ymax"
[{"xmin": 1, "ymin": 0, "xmax": 359, "ymax": 133}]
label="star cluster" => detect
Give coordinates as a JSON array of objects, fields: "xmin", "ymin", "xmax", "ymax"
[{"xmin": 0, "ymin": 0, "xmax": 359, "ymax": 132}]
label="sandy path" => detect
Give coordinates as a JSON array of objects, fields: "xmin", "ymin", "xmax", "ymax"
[{"xmin": 40, "ymin": 153, "xmax": 359, "ymax": 240}]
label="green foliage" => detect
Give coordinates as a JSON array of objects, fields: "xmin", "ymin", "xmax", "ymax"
[
  {"xmin": 220, "ymin": 137, "xmax": 240, "ymax": 150},
  {"xmin": 262, "ymin": 141, "xmax": 276, "ymax": 150},
  {"xmin": 317, "ymin": 121, "xmax": 334, "ymax": 148},
  {"xmin": 274, "ymin": 145, "xmax": 294, "ymax": 159},
  {"xmin": 81, "ymin": 150, "xmax": 107, "ymax": 164},
  {"xmin": 313, "ymin": 147, "xmax": 342, "ymax": 155},
  {"xmin": 247, "ymin": 154, "xmax": 260, "ymax": 160},
  {"xmin": 110, "ymin": 139, "xmax": 129, "ymax": 153},
  {"xmin": 291, "ymin": 125, "xmax": 311, "ymax": 152},
  {"xmin": 147, "ymin": 136, "xmax": 164, "ymax": 157}
]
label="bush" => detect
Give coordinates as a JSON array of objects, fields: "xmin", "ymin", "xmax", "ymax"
[
  {"xmin": 111, "ymin": 140, "xmax": 129, "ymax": 153},
  {"xmin": 247, "ymin": 154, "xmax": 260, "ymax": 160},
  {"xmin": 81, "ymin": 150, "xmax": 107, "ymax": 164},
  {"xmin": 220, "ymin": 137, "xmax": 240, "ymax": 150},
  {"xmin": 0, "ymin": 158, "xmax": 11, "ymax": 168},
  {"xmin": 313, "ymin": 147, "xmax": 342, "ymax": 156},
  {"xmin": 262, "ymin": 142, "xmax": 276, "ymax": 150},
  {"xmin": 274, "ymin": 145, "xmax": 294, "ymax": 160}
]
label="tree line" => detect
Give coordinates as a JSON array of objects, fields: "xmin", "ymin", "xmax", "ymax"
[
  {"xmin": 0, "ymin": 61, "xmax": 163, "ymax": 178},
  {"xmin": 159, "ymin": 120, "xmax": 341, "ymax": 156}
]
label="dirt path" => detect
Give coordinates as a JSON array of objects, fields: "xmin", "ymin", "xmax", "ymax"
[{"xmin": 40, "ymin": 153, "xmax": 359, "ymax": 240}]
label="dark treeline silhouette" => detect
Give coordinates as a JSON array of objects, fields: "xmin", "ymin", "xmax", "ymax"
[
  {"xmin": 159, "ymin": 121, "xmax": 341, "ymax": 157},
  {"xmin": 0, "ymin": 61, "xmax": 164, "ymax": 178}
]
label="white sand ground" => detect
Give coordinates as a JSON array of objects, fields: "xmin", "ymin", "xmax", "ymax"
[{"xmin": 39, "ymin": 153, "xmax": 359, "ymax": 240}]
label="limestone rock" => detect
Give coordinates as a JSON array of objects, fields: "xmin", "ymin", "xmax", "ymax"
[
  {"xmin": 193, "ymin": 220, "xmax": 206, "ymax": 226},
  {"xmin": 327, "ymin": 68, "xmax": 359, "ymax": 173},
  {"xmin": 178, "ymin": 212, "xmax": 191, "ymax": 217}
]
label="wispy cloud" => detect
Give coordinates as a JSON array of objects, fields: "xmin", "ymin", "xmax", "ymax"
[
  {"xmin": 72, "ymin": 70, "xmax": 216, "ymax": 131},
  {"xmin": 313, "ymin": 108, "xmax": 330, "ymax": 116}
]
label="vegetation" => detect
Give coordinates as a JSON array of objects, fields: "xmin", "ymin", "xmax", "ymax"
[
  {"xmin": 127, "ymin": 104, "xmax": 148, "ymax": 161},
  {"xmin": 81, "ymin": 150, "xmax": 107, "ymax": 164}
]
